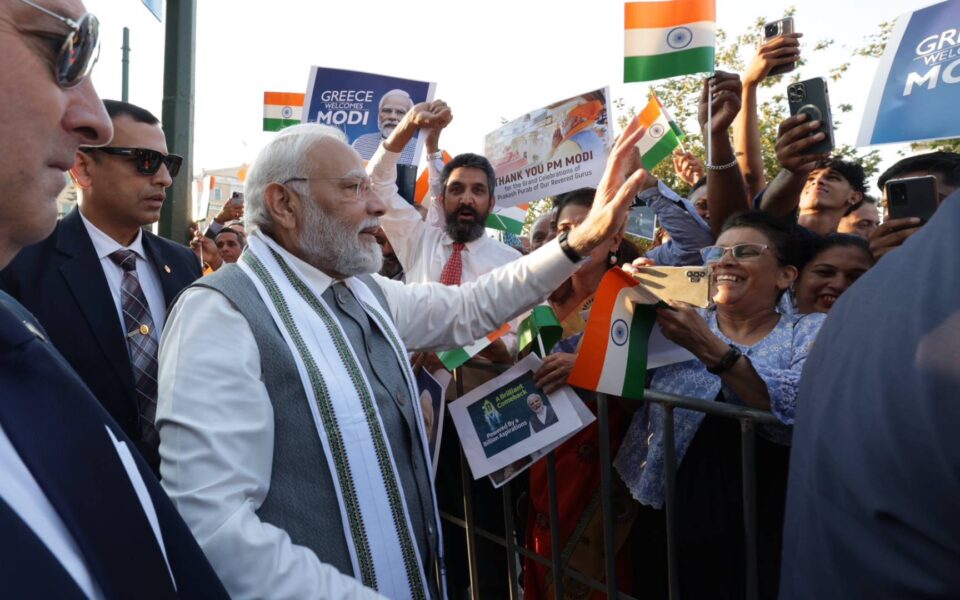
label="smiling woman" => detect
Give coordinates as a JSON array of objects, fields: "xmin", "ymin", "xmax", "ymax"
[
  {"xmin": 615, "ymin": 210, "xmax": 826, "ymax": 598},
  {"xmin": 791, "ymin": 233, "xmax": 874, "ymax": 314}
]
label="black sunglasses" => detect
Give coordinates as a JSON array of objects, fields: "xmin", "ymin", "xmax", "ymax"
[
  {"xmin": 18, "ymin": 0, "xmax": 101, "ymax": 88},
  {"xmin": 80, "ymin": 147, "xmax": 184, "ymax": 177}
]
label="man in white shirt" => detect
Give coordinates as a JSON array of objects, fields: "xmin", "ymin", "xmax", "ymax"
[
  {"xmin": 156, "ymin": 103, "xmax": 649, "ymax": 599},
  {"xmin": 1, "ymin": 99, "xmax": 202, "ymax": 475},
  {"xmin": 0, "ymin": 1, "xmax": 226, "ymax": 596}
]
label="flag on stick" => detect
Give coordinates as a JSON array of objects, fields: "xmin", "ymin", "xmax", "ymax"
[
  {"xmin": 624, "ymin": 0, "xmax": 716, "ymax": 83},
  {"xmin": 486, "ymin": 205, "xmax": 529, "ymax": 235},
  {"xmin": 263, "ymin": 92, "xmax": 305, "ymax": 131},
  {"xmin": 634, "ymin": 94, "xmax": 685, "ymax": 170},
  {"xmin": 438, "ymin": 323, "xmax": 512, "ymax": 371},
  {"xmin": 567, "ymin": 268, "xmax": 660, "ymax": 399},
  {"xmin": 518, "ymin": 305, "xmax": 563, "ymax": 357}
]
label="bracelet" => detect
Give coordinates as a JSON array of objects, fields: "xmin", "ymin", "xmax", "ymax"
[
  {"xmin": 427, "ymin": 150, "xmax": 443, "ymax": 160},
  {"xmin": 704, "ymin": 158, "xmax": 738, "ymax": 171},
  {"xmin": 706, "ymin": 344, "xmax": 742, "ymax": 375}
]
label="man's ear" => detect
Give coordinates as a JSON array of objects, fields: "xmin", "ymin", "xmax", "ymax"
[
  {"xmin": 489, "ymin": 195, "xmax": 496, "ymax": 212},
  {"xmin": 849, "ymin": 190, "xmax": 863, "ymax": 206},
  {"xmin": 71, "ymin": 151, "xmax": 94, "ymax": 189},
  {"xmin": 263, "ymin": 183, "xmax": 299, "ymax": 231}
]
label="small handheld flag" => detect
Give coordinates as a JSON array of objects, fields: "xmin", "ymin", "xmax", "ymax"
[
  {"xmin": 438, "ymin": 323, "xmax": 512, "ymax": 371},
  {"xmin": 624, "ymin": 0, "xmax": 716, "ymax": 83},
  {"xmin": 634, "ymin": 93, "xmax": 685, "ymax": 170},
  {"xmin": 263, "ymin": 92, "xmax": 305, "ymax": 132},
  {"xmin": 518, "ymin": 305, "xmax": 563, "ymax": 357}
]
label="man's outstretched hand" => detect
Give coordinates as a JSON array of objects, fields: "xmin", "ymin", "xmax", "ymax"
[{"xmin": 566, "ymin": 117, "xmax": 648, "ymax": 256}]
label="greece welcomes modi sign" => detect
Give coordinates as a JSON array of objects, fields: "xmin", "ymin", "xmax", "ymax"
[{"xmin": 858, "ymin": 0, "xmax": 960, "ymax": 146}]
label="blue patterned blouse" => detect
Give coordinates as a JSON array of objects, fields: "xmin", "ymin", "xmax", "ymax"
[{"xmin": 614, "ymin": 310, "xmax": 826, "ymax": 509}]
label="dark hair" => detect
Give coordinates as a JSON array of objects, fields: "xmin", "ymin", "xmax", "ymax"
[
  {"xmin": 102, "ymin": 99, "xmax": 161, "ymax": 126},
  {"xmin": 876, "ymin": 151, "xmax": 960, "ymax": 191},
  {"xmin": 216, "ymin": 227, "xmax": 246, "ymax": 247},
  {"xmin": 553, "ymin": 187, "xmax": 596, "ymax": 221},
  {"xmin": 813, "ymin": 157, "xmax": 867, "ymax": 196},
  {"xmin": 842, "ymin": 193, "xmax": 878, "ymax": 217},
  {"xmin": 795, "ymin": 233, "xmax": 873, "ymax": 273},
  {"xmin": 720, "ymin": 210, "xmax": 800, "ymax": 267},
  {"xmin": 440, "ymin": 153, "xmax": 496, "ymax": 199},
  {"xmin": 690, "ymin": 175, "xmax": 708, "ymax": 194}
]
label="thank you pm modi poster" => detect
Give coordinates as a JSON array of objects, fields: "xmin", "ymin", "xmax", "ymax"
[
  {"xmin": 484, "ymin": 87, "xmax": 613, "ymax": 208},
  {"xmin": 302, "ymin": 67, "xmax": 436, "ymax": 165},
  {"xmin": 858, "ymin": 0, "xmax": 960, "ymax": 145}
]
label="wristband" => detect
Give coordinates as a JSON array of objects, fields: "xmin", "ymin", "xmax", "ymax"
[
  {"xmin": 705, "ymin": 158, "xmax": 738, "ymax": 171},
  {"xmin": 706, "ymin": 344, "xmax": 742, "ymax": 375},
  {"xmin": 557, "ymin": 230, "xmax": 583, "ymax": 263},
  {"xmin": 427, "ymin": 150, "xmax": 443, "ymax": 161}
]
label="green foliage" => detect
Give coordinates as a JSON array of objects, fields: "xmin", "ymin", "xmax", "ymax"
[{"xmin": 614, "ymin": 8, "xmax": 895, "ymax": 188}]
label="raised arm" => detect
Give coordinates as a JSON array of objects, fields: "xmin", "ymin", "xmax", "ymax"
[
  {"xmin": 700, "ymin": 71, "xmax": 749, "ymax": 239},
  {"xmin": 758, "ymin": 114, "xmax": 830, "ymax": 218}
]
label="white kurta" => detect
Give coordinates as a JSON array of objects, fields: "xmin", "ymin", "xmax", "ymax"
[{"xmin": 157, "ymin": 231, "xmax": 580, "ymax": 599}]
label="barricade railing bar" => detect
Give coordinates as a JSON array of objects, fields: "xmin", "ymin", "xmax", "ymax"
[{"xmin": 440, "ymin": 363, "xmax": 782, "ymax": 600}]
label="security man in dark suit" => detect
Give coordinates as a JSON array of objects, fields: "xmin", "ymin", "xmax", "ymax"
[
  {"xmin": 0, "ymin": 0, "xmax": 226, "ymax": 596},
  {"xmin": 1, "ymin": 99, "xmax": 202, "ymax": 475}
]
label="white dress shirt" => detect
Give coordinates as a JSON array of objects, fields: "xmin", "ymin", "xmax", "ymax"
[
  {"xmin": 372, "ymin": 146, "xmax": 524, "ymax": 352},
  {"xmin": 157, "ymin": 234, "xmax": 579, "ymax": 599},
  {"xmin": 79, "ymin": 210, "xmax": 167, "ymax": 334}
]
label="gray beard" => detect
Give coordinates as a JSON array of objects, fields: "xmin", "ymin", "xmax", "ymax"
[
  {"xmin": 445, "ymin": 210, "xmax": 487, "ymax": 243},
  {"xmin": 297, "ymin": 199, "xmax": 382, "ymax": 277}
]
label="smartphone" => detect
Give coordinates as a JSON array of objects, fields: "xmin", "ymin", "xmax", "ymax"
[
  {"xmin": 229, "ymin": 192, "xmax": 244, "ymax": 206},
  {"xmin": 886, "ymin": 175, "xmax": 938, "ymax": 223},
  {"xmin": 787, "ymin": 77, "xmax": 834, "ymax": 155},
  {"xmin": 763, "ymin": 17, "xmax": 796, "ymax": 76}
]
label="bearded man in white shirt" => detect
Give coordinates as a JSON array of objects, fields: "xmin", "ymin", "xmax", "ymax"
[{"xmin": 156, "ymin": 101, "xmax": 649, "ymax": 600}]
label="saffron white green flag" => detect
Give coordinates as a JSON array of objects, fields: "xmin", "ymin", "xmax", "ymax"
[
  {"xmin": 438, "ymin": 324, "xmax": 512, "ymax": 371},
  {"xmin": 624, "ymin": 0, "xmax": 716, "ymax": 83},
  {"xmin": 263, "ymin": 92, "xmax": 304, "ymax": 132},
  {"xmin": 635, "ymin": 93, "xmax": 685, "ymax": 170},
  {"xmin": 486, "ymin": 205, "xmax": 528, "ymax": 235},
  {"xmin": 567, "ymin": 268, "xmax": 659, "ymax": 400}
]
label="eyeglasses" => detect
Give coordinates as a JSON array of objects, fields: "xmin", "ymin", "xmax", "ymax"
[
  {"xmin": 79, "ymin": 147, "xmax": 183, "ymax": 177},
  {"xmin": 18, "ymin": 0, "xmax": 101, "ymax": 88},
  {"xmin": 283, "ymin": 176, "xmax": 374, "ymax": 201},
  {"xmin": 700, "ymin": 243, "xmax": 770, "ymax": 265}
]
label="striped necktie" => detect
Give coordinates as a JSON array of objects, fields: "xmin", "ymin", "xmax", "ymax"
[
  {"xmin": 439, "ymin": 242, "xmax": 465, "ymax": 286},
  {"xmin": 108, "ymin": 250, "xmax": 159, "ymax": 449}
]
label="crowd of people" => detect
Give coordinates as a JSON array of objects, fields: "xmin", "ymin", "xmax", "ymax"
[{"xmin": 1, "ymin": 1, "xmax": 958, "ymax": 599}]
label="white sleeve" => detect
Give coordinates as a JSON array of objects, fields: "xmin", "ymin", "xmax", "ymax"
[
  {"xmin": 368, "ymin": 145, "xmax": 429, "ymax": 274},
  {"xmin": 157, "ymin": 287, "xmax": 385, "ymax": 600},
  {"xmin": 374, "ymin": 238, "xmax": 580, "ymax": 352}
]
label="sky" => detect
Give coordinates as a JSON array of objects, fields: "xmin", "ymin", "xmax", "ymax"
[{"xmin": 82, "ymin": 0, "xmax": 927, "ymax": 182}]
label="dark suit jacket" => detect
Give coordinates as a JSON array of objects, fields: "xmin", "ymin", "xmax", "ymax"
[
  {"xmin": 0, "ymin": 290, "xmax": 227, "ymax": 599},
  {"xmin": 780, "ymin": 191, "xmax": 960, "ymax": 597},
  {"xmin": 0, "ymin": 208, "xmax": 201, "ymax": 473}
]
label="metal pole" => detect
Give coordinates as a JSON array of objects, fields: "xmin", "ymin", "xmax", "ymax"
[
  {"xmin": 546, "ymin": 452, "xmax": 565, "ymax": 599},
  {"xmin": 501, "ymin": 481, "xmax": 520, "ymax": 600},
  {"xmin": 662, "ymin": 407, "xmax": 680, "ymax": 600},
  {"xmin": 121, "ymin": 27, "xmax": 130, "ymax": 102},
  {"xmin": 159, "ymin": 0, "xmax": 196, "ymax": 242},
  {"xmin": 597, "ymin": 393, "xmax": 619, "ymax": 598},
  {"xmin": 740, "ymin": 420, "xmax": 759, "ymax": 600},
  {"xmin": 454, "ymin": 368, "xmax": 481, "ymax": 600}
]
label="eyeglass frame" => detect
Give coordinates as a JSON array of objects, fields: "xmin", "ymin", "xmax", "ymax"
[
  {"xmin": 282, "ymin": 176, "xmax": 375, "ymax": 201},
  {"xmin": 79, "ymin": 147, "xmax": 184, "ymax": 178},
  {"xmin": 17, "ymin": 0, "xmax": 101, "ymax": 88},
  {"xmin": 700, "ymin": 243, "xmax": 771, "ymax": 265}
]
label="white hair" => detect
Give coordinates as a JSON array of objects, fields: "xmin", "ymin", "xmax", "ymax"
[
  {"xmin": 378, "ymin": 89, "xmax": 413, "ymax": 112},
  {"xmin": 244, "ymin": 123, "xmax": 349, "ymax": 233}
]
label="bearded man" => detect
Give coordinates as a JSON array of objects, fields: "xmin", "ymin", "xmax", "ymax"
[{"xmin": 156, "ymin": 102, "xmax": 648, "ymax": 599}]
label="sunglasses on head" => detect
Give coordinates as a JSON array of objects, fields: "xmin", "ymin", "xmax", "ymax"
[
  {"xmin": 18, "ymin": 0, "xmax": 101, "ymax": 88},
  {"xmin": 80, "ymin": 147, "xmax": 184, "ymax": 177}
]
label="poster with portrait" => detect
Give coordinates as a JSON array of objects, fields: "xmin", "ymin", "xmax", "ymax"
[
  {"xmin": 415, "ymin": 368, "xmax": 450, "ymax": 479},
  {"xmin": 449, "ymin": 354, "xmax": 590, "ymax": 480},
  {"xmin": 483, "ymin": 87, "xmax": 613, "ymax": 208},
  {"xmin": 302, "ymin": 66, "xmax": 436, "ymax": 166}
]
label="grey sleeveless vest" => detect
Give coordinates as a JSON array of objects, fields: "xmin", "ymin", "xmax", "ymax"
[{"xmin": 193, "ymin": 265, "xmax": 439, "ymax": 595}]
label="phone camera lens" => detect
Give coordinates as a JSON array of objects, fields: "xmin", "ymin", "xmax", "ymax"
[{"xmin": 765, "ymin": 24, "xmax": 778, "ymax": 36}]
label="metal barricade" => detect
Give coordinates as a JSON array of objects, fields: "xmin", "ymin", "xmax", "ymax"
[{"xmin": 440, "ymin": 364, "xmax": 783, "ymax": 600}]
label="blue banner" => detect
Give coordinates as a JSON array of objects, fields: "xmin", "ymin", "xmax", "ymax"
[
  {"xmin": 302, "ymin": 67, "xmax": 435, "ymax": 165},
  {"xmin": 859, "ymin": 0, "xmax": 960, "ymax": 145},
  {"xmin": 141, "ymin": 0, "xmax": 162, "ymax": 21}
]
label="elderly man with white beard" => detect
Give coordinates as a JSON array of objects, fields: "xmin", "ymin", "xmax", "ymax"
[{"xmin": 156, "ymin": 102, "xmax": 649, "ymax": 600}]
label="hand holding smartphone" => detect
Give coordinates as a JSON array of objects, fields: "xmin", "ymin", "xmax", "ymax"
[
  {"xmin": 762, "ymin": 17, "xmax": 797, "ymax": 77},
  {"xmin": 885, "ymin": 176, "xmax": 938, "ymax": 223},
  {"xmin": 787, "ymin": 77, "xmax": 834, "ymax": 155}
]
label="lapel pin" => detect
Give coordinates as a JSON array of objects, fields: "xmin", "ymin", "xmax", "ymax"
[
  {"xmin": 163, "ymin": 265, "xmax": 172, "ymax": 274},
  {"xmin": 139, "ymin": 324, "xmax": 151, "ymax": 336}
]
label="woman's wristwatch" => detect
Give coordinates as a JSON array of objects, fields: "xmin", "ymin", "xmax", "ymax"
[{"xmin": 707, "ymin": 344, "xmax": 742, "ymax": 375}]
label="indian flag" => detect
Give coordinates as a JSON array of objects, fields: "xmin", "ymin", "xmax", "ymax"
[
  {"xmin": 486, "ymin": 204, "xmax": 528, "ymax": 235},
  {"xmin": 567, "ymin": 268, "xmax": 659, "ymax": 400},
  {"xmin": 624, "ymin": 0, "xmax": 716, "ymax": 83},
  {"xmin": 635, "ymin": 94, "xmax": 684, "ymax": 170},
  {"xmin": 438, "ymin": 323, "xmax": 511, "ymax": 371},
  {"xmin": 263, "ymin": 92, "xmax": 305, "ymax": 132},
  {"xmin": 518, "ymin": 305, "xmax": 562, "ymax": 357}
]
